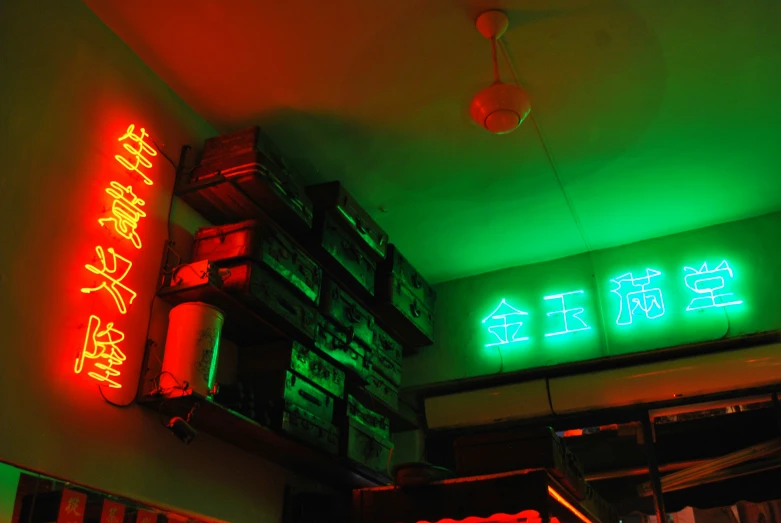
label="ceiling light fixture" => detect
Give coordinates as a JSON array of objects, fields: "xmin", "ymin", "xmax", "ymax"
[{"xmin": 470, "ymin": 10, "xmax": 532, "ymax": 134}]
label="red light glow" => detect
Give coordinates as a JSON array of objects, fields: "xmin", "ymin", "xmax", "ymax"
[
  {"xmin": 81, "ymin": 246, "xmax": 137, "ymax": 314},
  {"xmin": 410, "ymin": 485, "xmax": 591, "ymax": 523},
  {"xmin": 417, "ymin": 509, "xmax": 541, "ymax": 523},
  {"xmin": 76, "ymin": 315, "xmax": 127, "ymax": 389},
  {"xmin": 58, "ymin": 488, "xmax": 87, "ymax": 522},
  {"xmin": 74, "ymin": 123, "xmax": 155, "ymax": 390},
  {"xmin": 115, "ymin": 124, "xmax": 157, "ymax": 186},
  {"xmin": 547, "ymin": 486, "xmax": 592, "ymax": 523},
  {"xmin": 98, "ymin": 181, "xmax": 147, "ymax": 249}
]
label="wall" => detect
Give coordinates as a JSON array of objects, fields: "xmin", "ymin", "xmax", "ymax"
[
  {"xmin": 0, "ymin": 2, "xmax": 326, "ymax": 522},
  {"xmin": 403, "ymin": 212, "xmax": 781, "ymax": 388}
]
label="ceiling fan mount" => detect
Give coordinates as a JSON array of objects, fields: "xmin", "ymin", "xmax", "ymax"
[{"xmin": 470, "ymin": 10, "xmax": 532, "ymax": 135}]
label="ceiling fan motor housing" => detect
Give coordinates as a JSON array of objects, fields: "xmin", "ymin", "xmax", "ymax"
[{"xmin": 470, "ymin": 81, "xmax": 532, "ymax": 134}]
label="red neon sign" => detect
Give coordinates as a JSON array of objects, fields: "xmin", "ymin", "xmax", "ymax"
[
  {"xmin": 98, "ymin": 181, "xmax": 147, "ymax": 249},
  {"xmin": 417, "ymin": 509, "xmax": 542, "ymax": 523},
  {"xmin": 115, "ymin": 124, "xmax": 157, "ymax": 186},
  {"xmin": 81, "ymin": 246, "xmax": 137, "ymax": 314},
  {"xmin": 75, "ymin": 123, "xmax": 157, "ymax": 389},
  {"xmin": 75, "ymin": 315, "xmax": 127, "ymax": 389}
]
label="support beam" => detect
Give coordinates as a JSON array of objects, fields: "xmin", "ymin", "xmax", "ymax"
[{"xmin": 642, "ymin": 413, "xmax": 667, "ymax": 523}]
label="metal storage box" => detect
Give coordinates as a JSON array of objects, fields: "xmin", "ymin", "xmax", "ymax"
[
  {"xmin": 193, "ymin": 219, "xmax": 322, "ymax": 303},
  {"xmin": 306, "ymin": 181, "xmax": 388, "ymax": 260}
]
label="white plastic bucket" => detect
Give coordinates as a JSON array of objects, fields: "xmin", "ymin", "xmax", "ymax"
[{"xmin": 161, "ymin": 302, "xmax": 225, "ymax": 396}]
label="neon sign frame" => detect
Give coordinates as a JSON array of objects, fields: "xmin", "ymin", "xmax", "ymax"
[
  {"xmin": 481, "ymin": 260, "xmax": 743, "ymax": 346},
  {"xmin": 75, "ymin": 124, "xmax": 157, "ymax": 389}
]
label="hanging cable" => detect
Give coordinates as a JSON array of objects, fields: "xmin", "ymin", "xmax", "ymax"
[
  {"xmin": 491, "ymin": 37, "xmax": 500, "ymax": 83},
  {"xmin": 497, "ymin": 38, "xmax": 612, "ymax": 353}
]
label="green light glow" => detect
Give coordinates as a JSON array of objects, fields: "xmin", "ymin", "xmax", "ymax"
[
  {"xmin": 482, "ymin": 298, "xmax": 530, "ymax": 347},
  {"xmin": 683, "ymin": 260, "xmax": 743, "ymax": 311},
  {"xmin": 479, "ymin": 258, "xmax": 744, "ymax": 351},
  {"xmin": 543, "ymin": 291, "xmax": 590, "ymax": 337},
  {"xmin": 610, "ymin": 268, "xmax": 665, "ymax": 325}
]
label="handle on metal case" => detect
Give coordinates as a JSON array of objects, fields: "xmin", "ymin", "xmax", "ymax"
[
  {"xmin": 344, "ymin": 325, "xmax": 356, "ymax": 345},
  {"xmin": 411, "ymin": 272, "xmax": 423, "ymax": 289},
  {"xmin": 340, "ymin": 239, "xmax": 363, "ymax": 262},
  {"xmin": 410, "ymin": 301, "xmax": 422, "ymax": 318},
  {"xmin": 278, "ymin": 298, "xmax": 298, "ymax": 316},
  {"xmin": 355, "ymin": 218, "xmax": 367, "ymax": 234},
  {"xmin": 346, "ymin": 304, "xmax": 363, "ymax": 324},
  {"xmin": 298, "ymin": 389, "xmax": 322, "ymax": 406},
  {"xmin": 334, "ymin": 327, "xmax": 355, "ymax": 351}
]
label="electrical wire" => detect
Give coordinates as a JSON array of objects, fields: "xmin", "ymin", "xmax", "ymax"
[
  {"xmin": 497, "ymin": 39, "xmax": 588, "ymax": 250},
  {"xmin": 545, "ymin": 377, "xmax": 558, "ymax": 416},
  {"xmin": 497, "ymin": 37, "xmax": 612, "ymax": 354},
  {"xmin": 490, "ymin": 37, "xmax": 500, "ymax": 83},
  {"xmin": 720, "ymin": 307, "xmax": 732, "ymax": 339},
  {"xmin": 152, "ymin": 139, "xmax": 178, "ymax": 171}
]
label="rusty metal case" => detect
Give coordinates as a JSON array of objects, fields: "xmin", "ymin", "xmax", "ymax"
[
  {"xmin": 340, "ymin": 394, "xmax": 390, "ymax": 440},
  {"xmin": 319, "ymin": 279, "xmax": 374, "ymax": 349},
  {"xmin": 378, "ymin": 244, "xmax": 436, "ymax": 312},
  {"xmin": 370, "ymin": 351, "xmax": 401, "ymax": 388},
  {"xmin": 179, "ymin": 128, "xmax": 313, "ymax": 234},
  {"xmin": 251, "ymin": 370, "xmax": 336, "ymax": 423},
  {"xmin": 365, "ymin": 371, "xmax": 399, "ymax": 411},
  {"xmin": 315, "ymin": 214, "xmax": 377, "ymax": 297},
  {"xmin": 220, "ymin": 262, "xmax": 318, "ymax": 343},
  {"xmin": 200, "ymin": 126, "xmax": 268, "ymax": 164},
  {"xmin": 239, "ymin": 340, "xmax": 345, "ymax": 399},
  {"xmin": 374, "ymin": 275, "xmax": 434, "ymax": 348},
  {"xmin": 342, "ymin": 419, "xmax": 394, "ymax": 479},
  {"xmin": 314, "ymin": 318, "xmax": 372, "ymax": 381},
  {"xmin": 306, "ymin": 181, "xmax": 389, "ymax": 260},
  {"xmin": 370, "ymin": 325, "xmax": 402, "ymax": 386},
  {"xmin": 193, "ymin": 219, "xmax": 322, "ymax": 303},
  {"xmin": 280, "ymin": 404, "xmax": 340, "ymax": 456}
]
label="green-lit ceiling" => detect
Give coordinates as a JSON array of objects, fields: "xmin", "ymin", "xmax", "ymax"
[{"xmin": 87, "ymin": 0, "xmax": 781, "ymax": 283}]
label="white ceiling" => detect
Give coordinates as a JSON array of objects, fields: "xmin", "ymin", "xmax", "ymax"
[{"xmin": 87, "ymin": 0, "xmax": 781, "ymax": 283}]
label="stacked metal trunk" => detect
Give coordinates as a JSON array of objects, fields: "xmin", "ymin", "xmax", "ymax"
[{"xmin": 163, "ymin": 126, "xmax": 436, "ymax": 480}]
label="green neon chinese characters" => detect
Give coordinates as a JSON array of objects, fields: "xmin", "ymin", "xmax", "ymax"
[
  {"xmin": 482, "ymin": 299, "xmax": 529, "ymax": 347},
  {"xmin": 683, "ymin": 261, "xmax": 743, "ymax": 311},
  {"xmin": 544, "ymin": 291, "xmax": 590, "ymax": 337},
  {"xmin": 611, "ymin": 268, "xmax": 665, "ymax": 325},
  {"xmin": 481, "ymin": 259, "xmax": 743, "ymax": 346}
]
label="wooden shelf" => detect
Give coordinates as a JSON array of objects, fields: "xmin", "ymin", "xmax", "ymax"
[
  {"xmin": 140, "ymin": 392, "xmax": 390, "ymax": 489},
  {"xmin": 157, "ymin": 266, "xmax": 421, "ymax": 434},
  {"xmin": 158, "ymin": 274, "xmax": 286, "ymax": 346}
]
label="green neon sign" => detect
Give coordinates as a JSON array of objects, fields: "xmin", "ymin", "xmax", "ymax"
[{"xmin": 481, "ymin": 259, "xmax": 743, "ymax": 347}]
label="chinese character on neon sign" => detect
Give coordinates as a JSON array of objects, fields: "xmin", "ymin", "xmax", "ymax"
[
  {"xmin": 482, "ymin": 299, "xmax": 529, "ymax": 347},
  {"xmin": 115, "ymin": 124, "xmax": 157, "ymax": 186},
  {"xmin": 683, "ymin": 260, "xmax": 743, "ymax": 310},
  {"xmin": 610, "ymin": 268, "xmax": 665, "ymax": 325},
  {"xmin": 75, "ymin": 124, "xmax": 157, "ymax": 389},
  {"xmin": 480, "ymin": 259, "xmax": 744, "ymax": 344},
  {"xmin": 544, "ymin": 290, "xmax": 590, "ymax": 337}
]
